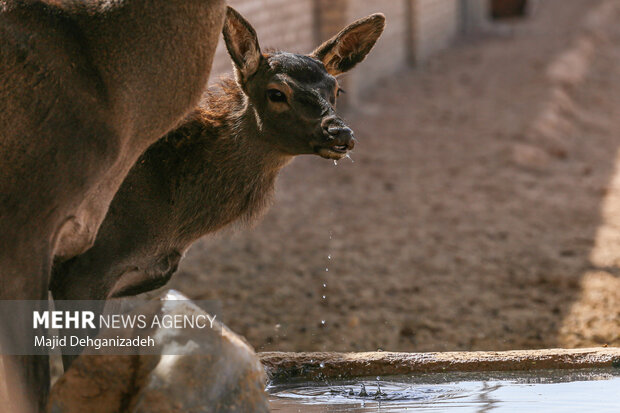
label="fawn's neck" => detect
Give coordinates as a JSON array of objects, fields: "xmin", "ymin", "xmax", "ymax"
[{"xmin": 164, "ymin": 78, "xmax": 293, "ymax": 238}]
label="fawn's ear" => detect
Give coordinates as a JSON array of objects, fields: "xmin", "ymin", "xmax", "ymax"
[
  {"xmin": 222, "ymin": 7, "xmax": 263, "ymax": 83},
  {"xmin": 311, "ymin": 13, "xmax": 385, "ymax": 76}
]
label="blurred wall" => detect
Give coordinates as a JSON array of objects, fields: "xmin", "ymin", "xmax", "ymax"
[
  {"xmin": 210, "ymin": 0, "xmax": 315, "ymax": 79},
  {"xmin": 460, "ymin": 0, "xmax": 491, "ymax": 33},
  {"xmin": 209, "ymin": 0, "xmax": 490, "ymax": 105},
  {"xmin": 412, "ymin": 0, "xmax": 460, "ymax": 62},
  {"xmin": 344, "ymin": 0, "xmax": 409, "ymax": 103}
]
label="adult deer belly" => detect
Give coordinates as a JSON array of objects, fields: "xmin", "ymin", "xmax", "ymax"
[{"xmin": 108, "ymin": 251, "xmax": 183, "ymax": 298}]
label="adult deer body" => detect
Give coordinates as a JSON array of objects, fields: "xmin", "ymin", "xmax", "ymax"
[
  {"xmin": 52, "ymin": 7, "xmax": 385, "ymax": 364},
  {"xmin": 0, "ymin": 1, "xmax": 226, "ymax": 411}
]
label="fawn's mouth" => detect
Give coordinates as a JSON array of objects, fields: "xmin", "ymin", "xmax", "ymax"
[{"xmin": 314, "ymin": 144, "xmax": 351, "ymax": 160}]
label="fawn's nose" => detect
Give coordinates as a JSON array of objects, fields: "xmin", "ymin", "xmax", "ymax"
[{"xmin": 322, "ymin": 119, "xmax": 355, "ymax": 150}]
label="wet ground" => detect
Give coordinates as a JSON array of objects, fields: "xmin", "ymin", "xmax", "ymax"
[{"xmin": 169, "ymin": 0, "xmax": 620, "ymax": 352}]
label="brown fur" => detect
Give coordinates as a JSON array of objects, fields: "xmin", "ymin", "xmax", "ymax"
[
  {"xmin": 50, "ymin": 7, "xmax": 385, "ymax": 370},
  {"xmin": 52, "ymin": 78, "xmax": 286, "ymax": 301},
  {"xmin": 0, "ymin": 1, "xmax": 226, "ymax": 411}
]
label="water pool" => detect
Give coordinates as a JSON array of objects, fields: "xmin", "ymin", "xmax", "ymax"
[{"xmin": 268, "ymin": 368, "xmax": 620, "ymax": 412}]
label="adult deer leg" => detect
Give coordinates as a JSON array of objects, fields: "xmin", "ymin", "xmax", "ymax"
[{"xmin": 0, "ymin": 243, "xmax": 51, "ymax": 413}]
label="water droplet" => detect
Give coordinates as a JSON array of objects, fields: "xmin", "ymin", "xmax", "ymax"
[
  {"xmin": 325, "ymin": 268, "xmax": 329, "ymax": 272},
  {"xmin": 322, "ymin": 295, "xmax": 326, "ymax": 299},
  {"xmin": 345, "ymin": 153, "xmax": 354, "ymax": 163},
  {"xmin": 319, "ymin": 362, "xmax": 325, "ymax": 368},
  {"xmin": 376, "ymin": 376, "xmax": 381, "ymax": 381},
  {"xmin": 333, "ymin": 160, "xmax": 338, "ymax": 166},
  {"xmin": 322, "ymin": 283, "xmax": 326, "ymax": 288},
  {"xmin": 374, "ymin": 382, "xmax": 383, "ymax": 397},
  {"xmin": 321, "ymin": 320, "xmax": 326, "ymax": 325},
  {"xmin": 328, "ymin": 255, "xmax": 332, "ymax": 260}
]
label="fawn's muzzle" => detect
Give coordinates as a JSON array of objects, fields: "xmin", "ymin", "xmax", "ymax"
[
  {"xmin": 313, "ymin": 117, "xmax": 355, "ymax": 159},
  {"xmin": 326, "ymin": 126, "xmax": 355, "ymax": 152}
]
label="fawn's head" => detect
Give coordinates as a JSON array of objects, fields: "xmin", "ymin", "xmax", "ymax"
[{"xmin": 223, "ymin": 7, "xmax": 385, "ymax": 160}]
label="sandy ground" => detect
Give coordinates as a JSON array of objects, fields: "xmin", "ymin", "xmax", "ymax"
[{"xmin": 167, "ymin": 0, "xmax": 620, "ymax": 353}]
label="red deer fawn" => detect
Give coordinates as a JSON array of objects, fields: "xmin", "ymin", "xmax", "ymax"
[
  {"xmin": 51, "ymin": 7, "xmax": 385, "ymax": 366},
  {"xmin": 0, "ymin": 1, "xmax": 226, "ymax": 411}
]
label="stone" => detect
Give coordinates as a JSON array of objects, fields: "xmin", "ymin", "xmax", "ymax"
[
  {"xmin": 48, "ymin": 291, "xmax": 268, "ymax": 413},
  {"xmin": 511, "ymin": 143, "xmax": 552, "ymax": 170}
]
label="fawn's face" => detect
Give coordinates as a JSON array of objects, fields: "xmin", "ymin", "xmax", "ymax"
[
  {"xmin": 223, "ymin": 7, "xmax": 385, "ymax": 160},
  {"xmin": 244, "ymin": 53, "xmax": 350, "ymax": 159}
]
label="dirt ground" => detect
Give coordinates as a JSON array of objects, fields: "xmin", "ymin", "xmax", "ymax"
[{"xmin": 168, "ymin": 0, "xmax": 620, "ymax": 353}]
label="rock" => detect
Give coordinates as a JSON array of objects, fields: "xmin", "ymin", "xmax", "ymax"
[
  {"xmin": 48, "ymin": 291, "xmax": 268, "ymax": 413},
  {"xmin": 511, "ymin": 143, "xmax": 552, "ymax": 170}
]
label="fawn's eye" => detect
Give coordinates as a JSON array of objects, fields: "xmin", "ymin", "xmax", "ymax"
[{"xmin": 267, "ymin": 89, "xmax": 287, "ymax": 103}]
